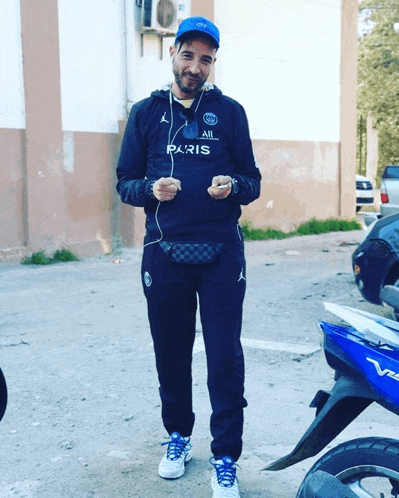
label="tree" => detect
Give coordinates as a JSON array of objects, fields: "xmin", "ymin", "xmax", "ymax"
[{"xmin": 357, "ymin": 0, "xmax": 399, "ymax": 178}]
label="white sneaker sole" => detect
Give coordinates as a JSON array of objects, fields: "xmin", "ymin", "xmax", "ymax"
[
  {"xmin": 158, "ymin": 449, "xmax": 193, "ymax": 479},
  {"xmin": 211, "ymin": 477, "xmax": 240, "ymax": 498}
]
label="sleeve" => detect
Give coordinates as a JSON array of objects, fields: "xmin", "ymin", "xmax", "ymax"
[
  {"xmin": 116, "ymin": 103, "xmax": 158, "ymax": 207},
  {"xmin": 229, "ymin": 103, "xmax": 261, "ymax": 206}
]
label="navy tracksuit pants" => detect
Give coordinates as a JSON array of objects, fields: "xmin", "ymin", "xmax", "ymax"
[{"xmin": 141, "ymin": 238, "xmax": 248, "ymax": 461}]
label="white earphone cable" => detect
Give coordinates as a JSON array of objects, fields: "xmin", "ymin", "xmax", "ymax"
[
  {"xmin": 143, "ymin": 87, "xmax": 206, "ymax": 249},
  {"xmin": 144, "ymin": 89, "xmax": 180, "ymax": 248}
]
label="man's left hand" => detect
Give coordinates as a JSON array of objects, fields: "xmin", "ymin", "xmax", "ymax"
[{"xmin": 208, "ymin": 175, "xmax": 232, "ymax": 199}]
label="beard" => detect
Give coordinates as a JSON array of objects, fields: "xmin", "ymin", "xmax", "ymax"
[{"xmin": 173, "ymin": 69, "xmax": 207, "ymax": 95}]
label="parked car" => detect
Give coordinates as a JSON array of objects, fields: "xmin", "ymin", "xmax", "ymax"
[
  {"xmin": 380, "ymin": 164, "xmax": 399, "ymax": 217},
  {"xmin": 356, "ymin": 174, "xmax": 374, "ymax": 212},
  {"xmin": 352, "ymin": 212, "xmax": 399, "ymax": 319}
]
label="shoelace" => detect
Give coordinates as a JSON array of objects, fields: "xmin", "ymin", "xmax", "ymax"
[
  {"xmin": 162, "ymin": 433, "xmax": 189, "ymax": 461},
  {"xmin": 211, "ymin": 457, "xmax": 239, "ymax": 487}
]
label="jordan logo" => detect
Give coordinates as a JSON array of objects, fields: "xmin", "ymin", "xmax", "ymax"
[
  {"xmin": 160, "ymin": 112, "xmax": 169, "ymax": 124},
  {"xmin": 238, "ymin": 269, "xmax": 246, "ymax": 282}
]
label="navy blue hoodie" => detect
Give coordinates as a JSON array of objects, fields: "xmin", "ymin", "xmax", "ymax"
[{"xmin": 116, "ymin": 83, "xmax": 261, "ymax": 242}]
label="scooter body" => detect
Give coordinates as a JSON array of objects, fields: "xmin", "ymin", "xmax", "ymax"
[{"xmin": 265, "ymin": 286, "xmax": 399, "ymax": 472}]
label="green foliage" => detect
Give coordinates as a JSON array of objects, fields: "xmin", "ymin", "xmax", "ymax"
[
  {"xmin": 358, "ymin": 0, "xmax": 399, "ymax": 178},
  {"xmin": 22, "ymin": 251, "xmax": 52, "ymax": 265},
  {"xmin": 52, "ymin": 249, "xmax": 79, "ymax": 263},
  {"xmin": 295, "ymin": 218, "xmax": 362, "ymax": 235},
  {"xmin": 22, "ymin": 249, "xmax": 79, "ymax": 265},
  {"xmin": 240, "ymin": 218, "xmax": 362, "ymax": 241},
  {"xmin": 241, "ymin": 221, "xmax": 293, "ymax": 241}
]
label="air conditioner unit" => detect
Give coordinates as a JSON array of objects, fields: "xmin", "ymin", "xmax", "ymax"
[{"xmin": 141, "ymin": 0, "xmax": 179, "ymax": 36}]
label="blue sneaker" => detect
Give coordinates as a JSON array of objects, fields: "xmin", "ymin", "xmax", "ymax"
[
  {"xmin": 158, "ymin": 432, "xmax": 192, "ymax": 479},
  {"xmin": 210, "ymin": 456, "xmax": 240, "ymax": 498}
]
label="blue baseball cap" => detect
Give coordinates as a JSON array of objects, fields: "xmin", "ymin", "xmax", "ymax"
[{"xmin": 176, "ymin": 16, "xmax": 220, "ymax": 49}]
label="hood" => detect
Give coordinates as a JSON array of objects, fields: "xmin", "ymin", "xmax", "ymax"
[
  {"xmin": 356, "ymin": 174, "xmax": 371, "ymax": 182},
  {"xmin": 151, "ymin": 82, "xmax": 223, "ymax": 102}
]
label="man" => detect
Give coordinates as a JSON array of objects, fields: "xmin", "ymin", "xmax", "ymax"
[{"xmin": 116, "ymin": 16, "xmax": 261, "ymax": 498}]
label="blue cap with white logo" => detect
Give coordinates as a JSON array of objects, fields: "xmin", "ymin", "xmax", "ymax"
[{"xmin": 176, "ymin": 16, "xmax": 220, "ymax": 49}]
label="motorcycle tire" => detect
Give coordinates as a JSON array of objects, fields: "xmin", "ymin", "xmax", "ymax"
[
  {"xmin": 0, "ymin": 368, "xmax": 7, "ymax": 422},
  {"xmin": 297, "ymin": 437, "xmax": 399, "ymax": 498}
]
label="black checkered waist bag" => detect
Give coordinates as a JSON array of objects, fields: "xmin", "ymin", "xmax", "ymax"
[{"xmin": 158, "ymin": 241, "xmax": 224, "ymax": 264}]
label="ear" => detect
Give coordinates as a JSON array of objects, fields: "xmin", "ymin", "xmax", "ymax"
[{"xmin": 169, "ymin": 45, "xmax": 176, "ymax": 58}]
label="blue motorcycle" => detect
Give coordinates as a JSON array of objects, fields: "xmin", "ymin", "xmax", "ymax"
[{"xmin": 265, "ymin": 285, "xmax": 399, "ymax": 498}]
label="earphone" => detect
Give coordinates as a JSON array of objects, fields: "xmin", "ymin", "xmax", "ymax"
[{"xmin": 143, "ymin": 86, "xmax": 206, "ymax": 249}]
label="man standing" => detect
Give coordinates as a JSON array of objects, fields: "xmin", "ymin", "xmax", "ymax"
[{"xmin": 116, "ymin": 16, "xmax": 261, "ymax": 498}]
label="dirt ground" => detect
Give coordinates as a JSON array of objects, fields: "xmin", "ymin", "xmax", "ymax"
[{"xmin": 1, "ymin": 229, "xmax": 399, "ymax": 498}]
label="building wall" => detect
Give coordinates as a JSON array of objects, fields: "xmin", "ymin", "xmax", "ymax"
[
  {"xmin": 63, "ymin": 132, "xmax": 119, "ymax": 254},
  {"xmin": 339, "ymin": 0, "xmax": 358, "ymax": 217},
  {"xmin": 215, "ymin": 0, "xmax": 341, "ymax": 144},
  {"xmin": 58, "ymin": 0, "xmax": 126, "ymax": 134},
  {"xmin": 0, "ymin": 0, "xmax": 357, "ymax": 260},
  {"xmin": 0, "ymin": 129, "xmax": 27, "ymax": 260},
  {"xmin": 0, "ymin": 0, "xmax": 25, "ymax": 130},
  {"xmin": 216, "ymin": 0, "xmax": 357, "ymax": 230},
  {"xmin": 0, "ymin": 0, "xmax": 26, "ymax": 260},
  {"xmin": 244, "ymin": 140, "xmax": 340, "ymax": 231}
]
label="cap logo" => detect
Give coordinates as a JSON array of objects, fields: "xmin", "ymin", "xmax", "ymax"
[
  {"xmin": 203, "ymin": 112, "xmax": 218, "ymax": 125},
  {"xmin": 196, "ymin": 22, "xmax": 207, "ymax": 28}
]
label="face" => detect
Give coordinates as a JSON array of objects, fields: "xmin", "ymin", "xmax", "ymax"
[{"xmin": 170, "ymin": 38, "xmax": 217, "ymax": 99}]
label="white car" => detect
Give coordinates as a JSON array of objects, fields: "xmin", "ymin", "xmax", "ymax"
[
  {"xmin": 356, "ymin": 174, "xmax": 374, "ymax": 212},
  {"xmin": 380, "ymin": 165, "xmax": 399, "ymax": 217}
]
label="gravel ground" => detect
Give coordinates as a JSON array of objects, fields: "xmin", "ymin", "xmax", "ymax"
[{"xmin": 1, "ymin": 229, "xmax": 398, "ymax": 498}]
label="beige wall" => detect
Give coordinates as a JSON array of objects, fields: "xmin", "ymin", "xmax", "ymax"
[
  {"xmin": 0, "ymin": 0, "xmax": 358, "ymax": 260},
  {"xmin": 0, "ymin": 129, "xmax": 27, "ymax": 260},
  {"xmin": 339, "ymin": 0, "xmax": 358, "ymax": 217},
  {"xmin": 0, "ymin": 127, "xmax": 120, "ymax": 260},
  {"xmin": 63, "ymin": 132, "xmax": 119, "ymax": 255},
  {"xmin": 243, "ymin": 140, "xmax": 340, "ymax": 232},
  {"xmin": 243, "ymin": 0, "xmax": 358, "ymax": 229},
  {"xmin": 2, "ymin": 0, "xmax": 120, "ymax": 261},
  {"xmin": 20, "ymin": 0, "xmax": 67, "ymax": 253},
  {"xmin": 191, "ymin": 0, "xmax": 213, "ymax": 20}
]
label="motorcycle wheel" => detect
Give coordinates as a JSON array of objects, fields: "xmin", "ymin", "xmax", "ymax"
[{"xmin": 297, "ymin": 437, "xmax": 399, "ymax": 498}]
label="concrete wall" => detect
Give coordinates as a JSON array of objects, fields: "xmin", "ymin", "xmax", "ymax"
[
  {"xmin": 0, "ymin": 129, "xmax": 27, "ymax": 260},
  {"xmin": 216, "ymin": 0, "xmax": 357, "ymax": 230},
  {"xmin": 1, "ymin": 0, "xmax": 26, "ymax": 260},
  {"xmin": 0, "ymin": 0, "xmax": 358, "ymax": 260},
  {"xmin": 244, "ymin": 140, "xmax": 340, "ymax": 232},
  {"xmin": 215, "ymin": 0, "xmax": 341, "ymax": 143}
]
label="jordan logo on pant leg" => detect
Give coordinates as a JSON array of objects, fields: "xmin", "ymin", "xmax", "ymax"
[
  {"xmin": 144, "ymin": 271, "xmax": 152, "ymax": 287},
  {"xmin": 238, "ymin": 269, "xmax": 245, "ymax": 282}
]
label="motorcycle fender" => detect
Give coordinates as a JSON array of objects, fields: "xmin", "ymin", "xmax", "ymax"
[{"xmin": 264, "ymin": 376, "xmax": 376, "ymax": 471}]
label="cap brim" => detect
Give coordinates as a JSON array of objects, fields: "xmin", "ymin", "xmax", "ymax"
[{"xmin": 176, "ymin": 30, "xmax": 219, "ymax": 49}]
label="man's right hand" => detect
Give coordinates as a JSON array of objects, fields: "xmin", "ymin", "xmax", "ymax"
[{"xmin": 153, "ymin": 177, "xmax": 181, "ymax": 201}]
